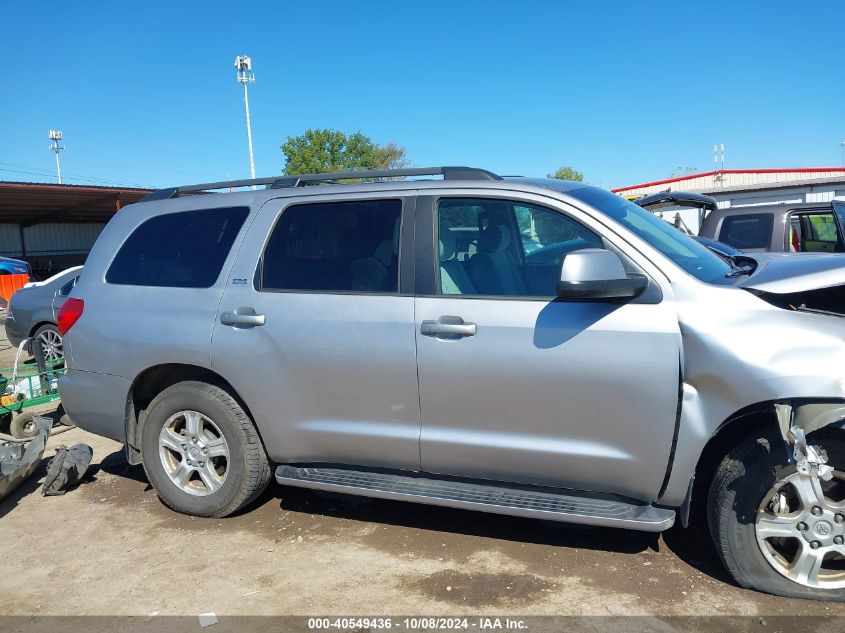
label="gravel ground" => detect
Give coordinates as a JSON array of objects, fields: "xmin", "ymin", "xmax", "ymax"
[{"xmin": 1, "ymin": 324, "xmax": 843, "ymax": 619}]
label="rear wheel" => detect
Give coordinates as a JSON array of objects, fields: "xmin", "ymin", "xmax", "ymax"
[
  {"xmin": 708, "ymin": 430, "xmax": 845, "ymax": 601},
  {"xmin": 140, "ymin": 381, "xmax": 271, "ymax": 517},
  {"xmin": 33, "ymin": 323, "xmax": 63, "ymax": 362}
]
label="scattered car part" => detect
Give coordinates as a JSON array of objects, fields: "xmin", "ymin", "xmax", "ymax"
[
  {"xmin": 0, "ymin": 415, "xmax": 50, "ymax": 500},
  {"xmin": 41, "ymin": 443, "xmax": 93, "ymax": 496}
]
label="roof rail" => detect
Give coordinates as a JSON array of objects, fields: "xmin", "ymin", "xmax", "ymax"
[{"xmin": 140, "ymin": 166, "xmax": 501, "ymax": 202}]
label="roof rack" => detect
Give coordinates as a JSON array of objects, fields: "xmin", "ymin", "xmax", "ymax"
[{"xmin": 140, "ymin": 166, "xmax": 501, "ymax": 202}]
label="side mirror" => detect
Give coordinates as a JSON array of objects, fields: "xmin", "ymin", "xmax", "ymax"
[{"xmin": 556, "ymin": 248, "xmax": 648, "ymax": 300}]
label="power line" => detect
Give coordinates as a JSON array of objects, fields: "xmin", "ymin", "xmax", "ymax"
[
  {"xmin": 9, "ymin": 161, "xmax": 144, "ymax": 185},
  {"xmin": 0, "ymin": 161, "xmax": 146, "ymax": 188},
  {"xmin": 0, "ymin": 166, "xmax": 144, "ymax": 188}
]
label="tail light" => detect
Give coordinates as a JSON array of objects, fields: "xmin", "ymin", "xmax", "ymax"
[{"xmin": 57, "ymin": 298, "xmax": 84, "ymax": 335}]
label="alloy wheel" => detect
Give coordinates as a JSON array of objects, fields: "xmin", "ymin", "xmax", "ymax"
[
  {"xmin": 37, "ymin": 328, "xmax": 63, "ymax": 361},
  {"xmin": 158, "ymin": 410, "xmax": 230, "ymax": 496},
  {"xmin": 756, "ymin": 470, "xmax": 845, "ymax": 589}
]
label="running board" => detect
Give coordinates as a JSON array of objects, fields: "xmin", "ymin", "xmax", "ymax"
[{"xmin": 275, "ymin": 465, "xmax": 675, "ymax": 532}]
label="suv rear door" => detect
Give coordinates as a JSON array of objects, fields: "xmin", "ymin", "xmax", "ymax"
[
  {"xmin": 787, "ymin": 208, "xmax": 844, "ymax": 253},
  {"xmin": 211, "ymin": 193, "xmax": 422, "ymax": 471},
  {"xmin": 412, "ymin": 193, "xmax": 681, "ymax": 502}
]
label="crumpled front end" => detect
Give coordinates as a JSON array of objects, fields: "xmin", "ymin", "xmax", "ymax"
[
  {"xmin": 660, "ymin": 284, "xmax": 845, "ymax": 506},
  {"xmin": 751, "ymin": 283, "xmax": 845, "ymax": 319}
]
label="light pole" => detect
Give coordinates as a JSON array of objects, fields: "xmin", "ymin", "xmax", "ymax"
[
  {"xmin": 234, "ymin": 55, "xmax": 256, "ymax": 182},
  {"xmin": 49, "ymin": 130, "xmax": 65, "ymax": 184},
  {"xmin": 840, "ymin": 140, "xmax": 845, "ymax": 167}
]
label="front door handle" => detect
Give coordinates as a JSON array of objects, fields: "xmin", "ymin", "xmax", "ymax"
[
  {"xmin": 421, "ymin": 316, "xmax": 476, "ymax": 338},
  {"xmin": 221, "ymin": 308, "xmax": 265, "ymax": 327}
]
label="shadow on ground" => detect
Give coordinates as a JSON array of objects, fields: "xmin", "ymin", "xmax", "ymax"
[
  {"xmin": 274, "ymin": 484, "xmax": 663, "ymax": 555},
  {"xmin": 98, "ymin": 448, "xmax": 151, "ymax": 488},
  {"xmin": 92, "ymin": 447, "xmax": 733, "ymax": 586},
  {"xmin": 0, "ymin": 458, "xmax": 48, "ymax": 520}
]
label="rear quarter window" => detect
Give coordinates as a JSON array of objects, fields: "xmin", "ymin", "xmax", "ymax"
[
  {"xmin": 106, "ymin": 207, "xmax": 249, "ymax": 288},
  {"xmin": 718, "ymin": 213, "xmax": 773, "ymax": 250}
]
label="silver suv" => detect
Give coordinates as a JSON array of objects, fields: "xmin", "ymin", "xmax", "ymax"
[{"xmin": 58, "ymin": 167, "xmax": 845, "ymax": 601}]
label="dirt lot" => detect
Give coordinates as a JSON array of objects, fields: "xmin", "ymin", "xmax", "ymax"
[{"xmin": 1, "ymin": 327, "xmax": 844, "ymax": 618}]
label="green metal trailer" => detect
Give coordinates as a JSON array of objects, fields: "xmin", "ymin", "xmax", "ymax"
[{"xmin": 0, "ymin": 338, "xmax": 66, "ymax": 439}]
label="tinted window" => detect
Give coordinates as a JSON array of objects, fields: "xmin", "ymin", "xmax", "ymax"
[
  {"xmin": 261, "ymin": 199, "xmax": 401, "ymax": 293},
  {"xmin": 59, "ymin": 276, "xmax": 79, "ymax": 297},
  {"xmin": 106, "ymin": 207, "xmax": 248, "ymax": 288},
  {"xmin": 437, "ymin": 198, "xmax": 602, "ymax": 296},
  {"xmin": 718, "ymin": 214, "xmax": 773, "ymax": 250}
]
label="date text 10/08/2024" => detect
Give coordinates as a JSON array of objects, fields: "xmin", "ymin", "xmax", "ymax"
[{"xmin": 307, "ymin": 617, "xmax": 528, "ymax": 630}]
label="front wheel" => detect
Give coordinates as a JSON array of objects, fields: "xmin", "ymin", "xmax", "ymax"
[
  {"xmin": 708, "ymin": 430, "xmax": 845, "ymax": 601},
  {"xmin": 140, "ymin": 381, "xmax": 271, "ymax": 518}
]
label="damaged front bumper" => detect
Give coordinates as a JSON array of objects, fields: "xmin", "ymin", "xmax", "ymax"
[{"xmin": 775, "ymin": 401, "xmax": 845, "ymax": 481}]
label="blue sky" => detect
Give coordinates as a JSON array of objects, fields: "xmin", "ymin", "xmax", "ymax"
[{"xmin": 1, "ymin": 1, "xmax": 842, "ymax": 190}]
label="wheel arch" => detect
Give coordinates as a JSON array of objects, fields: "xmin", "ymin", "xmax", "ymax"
[
  {"xmin": 687, "ymin": 399, "xmax": 845, "ymax": 528},
  {"xmin": 29, "ymin": 320, "xmax": 58, "ymax": 337},
  {"xmin": 125, "ymin": 363, "xmax": 264, "ymax": 466}
]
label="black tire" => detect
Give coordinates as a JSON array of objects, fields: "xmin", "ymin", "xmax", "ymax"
[
  {"xmin": 140, "ymin": 381, "xmax": 271, "ymax": 518},
  {"xmin": 56, "ymin": 403, "xmax": 75, "ymax": 427},
  {"xmin": 708, "ymin": 429, "xmax": 845, "ymax": 601},
  {"xmin": 10, "ymin": 412, "xmax": 37, "ymax": 439},
  {"xmin": 32, "ymin": 323, "xmax": 63, "ymax": 361}
]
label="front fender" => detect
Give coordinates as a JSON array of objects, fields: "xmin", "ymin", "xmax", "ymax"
[{"xmin": 659, "ymin": 286, "xmax": 845, "ymax": 505}]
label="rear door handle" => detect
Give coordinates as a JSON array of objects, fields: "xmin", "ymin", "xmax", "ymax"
[
  {"xmin": 221, "ymin": 308, "xmax": 265, "ymax": 327},
  {"xmin": 421, "ymin": 316, "xmax": 476, "ymax": 338}
]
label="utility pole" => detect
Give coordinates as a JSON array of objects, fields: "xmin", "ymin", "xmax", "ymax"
[
  {"xmin": 234, "ymin": 55, "xmax": 256, "ymax": 183},
  {"xmin": 713, "ymin": 143, "xmax": 725, "ymax": 187},
  {"xmin": 49, "ymin": 130, "xmax": 65, "ymax": 184},
  {"xmin": 840, "ymin": 140, "xmax": 845, "ymax": 167}
]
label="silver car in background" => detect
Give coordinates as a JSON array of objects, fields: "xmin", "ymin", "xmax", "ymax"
[
  {"xmin": 57, "ymin": 167, "xmax": 845, "ymax": 602},
  {"xmin": 5, "ymin": 266, "xmax": 82, "ymax": 360}
]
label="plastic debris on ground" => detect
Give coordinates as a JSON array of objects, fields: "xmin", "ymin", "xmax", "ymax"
[{"xmin": 42, "ymin": 443, "xmax": 93, "ymax": 496}]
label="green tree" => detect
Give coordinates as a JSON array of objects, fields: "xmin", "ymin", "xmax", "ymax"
[
  {"xmin": 547, "ymin": 165, "xmax": 584, "ymax": 182},
  {"xmin": 281, "ymin": 129, "xmax": 409, "ymax": 176}
]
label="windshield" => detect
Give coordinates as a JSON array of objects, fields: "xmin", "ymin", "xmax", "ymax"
[{"xmin": 569, "ymin": 187, "xmax": 736, "ymax": 285}]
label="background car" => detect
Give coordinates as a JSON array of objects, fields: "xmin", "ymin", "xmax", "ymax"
[
  {"xmin": 4, "ymin": 266, "xmax": 82, "ymax": 360},
  {"xmin": 0, "ymin": 256, "xmax": 32, "ymax": 278},
  {"xmin": 700, "ymin": 199, "xmax": 845, "ymax": 253}
]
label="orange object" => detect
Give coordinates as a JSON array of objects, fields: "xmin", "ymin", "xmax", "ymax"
[
  {"xmin": 0, "ymin": 274, "xmax": 29, "ymax": 304},
  {"xmin": 0, "ymin": 393, "xmax": 18, "ymax": 407}
]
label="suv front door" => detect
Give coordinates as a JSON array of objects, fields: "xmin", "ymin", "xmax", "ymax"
[
  {"xmin": 211, "ymin": 194, "xmax": 421, "ymax": 472},
  {"xmin": 413, "ymin": 194, "xmax": 681, "ymax": 502}
]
